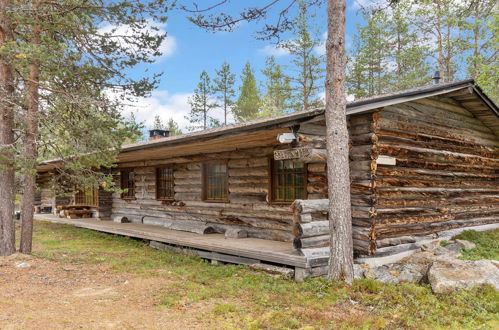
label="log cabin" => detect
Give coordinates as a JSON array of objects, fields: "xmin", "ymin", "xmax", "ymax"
[{"xmin": 36, "ymin": 79, "xmax": 499, "ymax": 277}]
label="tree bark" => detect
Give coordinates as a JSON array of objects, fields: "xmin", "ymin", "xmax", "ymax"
[
  {"xmin": 20, "ymin": 2, "xmax": 41, "ymax": 254},
  {"xmin": 325, "ymin": 0, "xmax": 354, "ymax": 283},
  {"xmin": 0, "ymin": 0, "xmax": 16, "ymax": 256}
]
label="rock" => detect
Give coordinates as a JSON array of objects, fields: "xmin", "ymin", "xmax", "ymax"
[
  {"xmin": 420, "ymin": 240, "xmax": 440, "ymax": 252},
  {"xmin": 442, "ymin": 243, "xmax": 462, "ymax": 253},
  {"xmin": 353, "ymin": 264, "xmax": 367, "ymax": 279},
  {"xmin": 365, "ymin": 266, "xmax": 397, "ymax": 284},
  {"xmin": 365, "ymin": 262, "xmax": 428, "ymax": 284},
  {"xmin": 15, "ymin": 262, "xmax": 31, "ymax": 268},
  {"xmin": 428, "ymin": 259, "xmax": 499, "ymax": 293},
  {"xmin": 455, "ymin": 239, "xmax": 476, "ymax": 250},
  {"xmin": 396, "ymin": 263, "xmax": 427, "ymax": 283}
]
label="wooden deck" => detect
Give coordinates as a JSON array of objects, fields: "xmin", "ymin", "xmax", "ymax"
[{"xmin": 33, "ymin": 215, "xmax": 324, "ymax": 278}]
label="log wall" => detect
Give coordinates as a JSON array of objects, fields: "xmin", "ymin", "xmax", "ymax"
[
  {"xmin": 111, "ymin": 145, "xmax": 328, "ymax": 242},
  {"xmin": 371, "ymin": 97, "xmax": 499, "ymax": 253}
]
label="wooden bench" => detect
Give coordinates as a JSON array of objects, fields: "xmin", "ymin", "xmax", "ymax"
[
  {"xmin": 57, "ymin": 205, "xmax": 94, "ymax": 219},
  {"xmin": 65, "ymin": 209, "xmax": 93, "ymax": 219}
]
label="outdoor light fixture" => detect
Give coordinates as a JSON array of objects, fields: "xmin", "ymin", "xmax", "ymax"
[{"xmin": 277, "ymin": 132, "xmax": 297, "ymax": 144}]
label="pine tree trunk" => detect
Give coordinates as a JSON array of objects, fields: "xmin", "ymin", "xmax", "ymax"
[
  {"xmin": 0, "ymin": 1, "xmax": 16, "ymax": 256},
  {"xmin": 325, "ymin": 0, "xmax": 354, "ymax": 283},
  {"xmin": 20, "ymin": 13, "xmax": 41, "ymax": 254}
]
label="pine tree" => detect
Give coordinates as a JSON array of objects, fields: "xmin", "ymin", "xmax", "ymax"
[
  {"xmin": 462, "ymin": 0, "xmax": 497, "ymax": 101},
  {"xmin": 0, "ymin": 0, "xmax": 171, "ymax": 255},
  {"xmin": 347, "ymin": 9, "xmax": 392, "ymax": 98},
  {"xmin": 415, "ymin": 0, "xmax": 466, "ymax": 82},
  {"xmin": 186, "ymin": 71, "xmax": 219, "ymax": 130},
  {"xmin": 213, "ymin": 62, "xmax": 236, "ymax": 125},
  {"xmin": 167, "ymin": 118, "xmax": 182, "ymax": 136},
  {"xmin": 282, "ymin": 0, "xmax": 325, "ymax": 111},
  {"xmin": 388, "ymin": 2, "xmax": 430, "ymax": 91},
  {"xmin": 122, "ymin": 112, "xmax": 144, "ymax": 144},
  {"xmin": 153, "ymin": 115, "xmax": 166, "ymax": 130},
  {"xmin": 260, "ymin": 56, "xmax": 292, "ymax": 118},
  {"xmin": 234, "ymin": 62, "xmax": 261, "ymax": 122}
]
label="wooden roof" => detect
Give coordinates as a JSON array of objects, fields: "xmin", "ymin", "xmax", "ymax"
[{"xmin": 38, "ymin": 79, "xmax": 498, "ymax": 171}]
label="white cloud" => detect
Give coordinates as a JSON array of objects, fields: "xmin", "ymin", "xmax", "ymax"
[
  {"xmin": 114, "ymin": 90, "xmax": 192, "ymax": 130},
  {"xmin": 314, "ymin": 31, "xmax": 327, "ymax": 56},
  {"xmin": 114, "ymin": 90, "xmax": 236, "ymax": 132},
  {"xmin": 98, "ymin": 20, "xmax": 177, "ymax": 60},
  {"xmin": 350, "ymin": 0, "xmax": 388, "ymax": 11},
  {"xmin": 258, "ymin": 44, "xmax": 290, "ymax": 57}
]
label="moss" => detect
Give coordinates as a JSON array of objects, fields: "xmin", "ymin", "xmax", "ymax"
[{"xmin": 453, "ymin": 229, "xmax": 499, "ymax": 260}]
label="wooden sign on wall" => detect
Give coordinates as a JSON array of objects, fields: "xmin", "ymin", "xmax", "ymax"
[{"xmin": 274, "ymin": 148, "xmax": 327, "ymax": 163}]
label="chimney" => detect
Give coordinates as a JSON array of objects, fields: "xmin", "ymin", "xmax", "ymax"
[
  {"xmin": 432, "ymin": 70, "xmax": 441, "ymax": 85},
  {"xmin": 149, "ymin": 129, "xmax": 169, "ymax": 141}
]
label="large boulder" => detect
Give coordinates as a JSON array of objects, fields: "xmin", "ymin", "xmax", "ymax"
[
  {"xmin": 428, "ymin": 259, "xmax": 499, "ymax": 293},
  {"xmin": 364, "ymin": 263, "xmax": 427, "ymax": 284},
  {"xmin": 455, "ymin": 239, "xmax": 476, "ymax": 250}
]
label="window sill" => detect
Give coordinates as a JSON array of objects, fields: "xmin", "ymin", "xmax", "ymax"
[{"xmin": 203, "ymin": 199, "xmax": 230, "ymax": 203}]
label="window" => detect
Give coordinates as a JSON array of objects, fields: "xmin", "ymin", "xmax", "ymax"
[
  {"xmin": 120, "ymin": 169, "xmax": 135, "ymax": 199},
  {"xmin": 74, "ymin": 185, "xmax": 99, "ymax": 206},
  {"xmin": 271, "ymin": 160, "xmax": 307, "ymax": 202},
  {"xmin": 156, "ymin": 167, "xmax": 175, "ymax": 200},
  {"xmin": 202, "ymin": 162, "xmax": 228, "ymax": 202}
]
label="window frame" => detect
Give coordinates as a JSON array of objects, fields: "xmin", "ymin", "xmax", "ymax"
[
  {"xmin": 156, "ymin": 166, "xmax": 175, "ymax": 201},
  {"xmin": 74, "ymin": 185, "xmax": 99, "ymax": 206},
  {"xmin": 269, "ymin": 158, "xmax": 308, "ymax": 204},
  {"xmin": 120, "ymin": 168, "xmax": 136, "ymax": 200},
  {"xmin": 202, "ymin": 161, "xmax": 229, "ymax": 203}
]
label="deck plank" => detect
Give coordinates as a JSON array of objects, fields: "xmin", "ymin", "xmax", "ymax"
[{"xmin": 34, "ymin": 215, "xmax": 308, "ymax": 268}]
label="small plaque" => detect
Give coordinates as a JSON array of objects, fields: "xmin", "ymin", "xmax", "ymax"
[{"xmin": 377, "ymin": 155, "xmax": 396, "ymax": 166}]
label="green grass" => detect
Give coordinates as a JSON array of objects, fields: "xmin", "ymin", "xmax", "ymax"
[
  {"xmin": 453, "ymin": 229, "xmax": 499, "ymax": 260},
  {"xmin": 31, "ymin": 221, "xmax": 499, "ymax": 329}
]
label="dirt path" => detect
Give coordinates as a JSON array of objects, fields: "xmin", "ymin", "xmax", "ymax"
[{"xmin": 0, "ymin": 254, "xmax": 213, "ymax": 329}]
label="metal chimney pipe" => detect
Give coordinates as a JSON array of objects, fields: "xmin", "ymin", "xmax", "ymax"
[{"xmin": 432, "ymin": 70, "xmax": 441, "ymax": 85}]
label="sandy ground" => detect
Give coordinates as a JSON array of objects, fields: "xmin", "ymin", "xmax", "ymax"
[{"xmin": 0, "ymin": 254, "xmax": 214, "ymax": 329}]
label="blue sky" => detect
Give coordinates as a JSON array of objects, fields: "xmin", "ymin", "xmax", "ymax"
[{"xmin": 122, "ymin": 0, "xmax": 369, "ymax": 131}]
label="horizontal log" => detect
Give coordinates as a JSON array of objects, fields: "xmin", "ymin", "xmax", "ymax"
[
  {"xmin": 350, "ymin": 145, "xmax": 378, "ymax": 160},
  {"xmin": 412, "ymin": 98, "xmax": 473, "ymax": 117},
  {"xmin": 387, "ymin": 103, "xmax": 494, "ymax": 135},
  {"xmin": 228, "ymin": 158, "xmax": 268, "ymax": 168},
  {"xmin": 228, "ymin": 167, "xmax": 268, "ymax": 177},
  {"xmin": 377, "ymin": 144, "xmax": 499, "ymax": 168},
  {"xmin": 378, "ymin": 117, "xmax": 499, "ymax": 148},
  {"xmin": 293, "ymin": 235, "xmax": 330, "ymax": 249},
  {"xmin": 292, "ymin": 199, "xmax": 328, "ymax": 213},
  {"xmin": 293, "ymin": 221, "xmax": 329, "ymax": 238},
  {"xmin": 307, "ymin": 163, "xmax": 326, "ymax": 173},
  {"xmin": 377, "ymin": 133, "xmax": 498, "ymax": 159},
  {"xmin": 229, "ymin": 176, "xmax": 269, "ymax": 184},
  {"xmin": 374, "ymin": 216, "xmax": 498, "ymax": 238}
]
